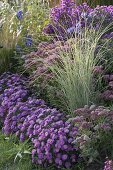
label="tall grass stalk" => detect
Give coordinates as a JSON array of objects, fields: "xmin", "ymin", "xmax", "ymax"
[{"xmin": 47, "ymin": 22, "xmax": 113, "ymax": 113}]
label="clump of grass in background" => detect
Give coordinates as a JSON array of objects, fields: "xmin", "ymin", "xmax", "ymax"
[
  {"xmin": 0, "ymin": 2, "xmax": 16, "ymax": 73},
  {"xmin": 0, "ymin": 48, "xmax": 14, "ymax": 74}
]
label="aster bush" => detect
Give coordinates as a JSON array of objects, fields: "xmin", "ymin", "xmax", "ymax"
[
  {"xmin": 3, "ymin": 97, "xmax": 46, "ymax": 136},
  {"xmin": 0, "ymin": 72, "xmax": 29, "ymax": 126},
  {"xmin": 22, "ymin": 109, "xmax": 79, "ymax": 168},
  {"xmin": 44, "ymin": 1, "xmax": 113, "ymax": 40},
  {"xmin": 0, "ymin": 72, "xmax": 79, "ymax": 169}
]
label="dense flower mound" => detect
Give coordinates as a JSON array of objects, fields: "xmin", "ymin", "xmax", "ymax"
[
  {"xmin": 0, "ymin": 72, "xmax": 29, "ymax": 124},
  {"xmin": 67, "ymin": 105, "xmax": 113, "ymax": 162},
  {"xmin": 19, "ymin": 109, "xmax": 79, "ymax": 168},
  {"xmin": 0, "ymin": 72, "xmax": 79, "ymax": 169},
  {"xmin": 44, "ymin": 1, "xmax": 113, "ymax": 39},
  {"xmin": 3, "ymin": 97, "xmax": 46, "ymax": 135},
  {"xmin": 104, "ymin": 159, "xmax": 113, "ymax": 170}
]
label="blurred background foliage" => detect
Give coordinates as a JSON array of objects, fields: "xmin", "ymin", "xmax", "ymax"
[
  {"xmin": 46, "ymin": 0, "xmax": 113, "ymax": 7},
  {"xmin": 2, "ymin": 0, "xmax": 113, "ymax": 7},
  {"xmin": 0, "ymin": 0, "xmax": 50, "ymax": 74}
]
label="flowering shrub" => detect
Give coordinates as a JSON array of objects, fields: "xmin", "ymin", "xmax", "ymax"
[
  {"xmin": 3, "ymin": 97, "xmax": 46, "ymax": 135},
  {"xmin": 68, "ymin": 105, "xmax": 113, "ymax": 163},
  {"xmin": 0, "ymin": 72, "xmax": 29, "ymax": 125},
  {"xmin": 21, "ymin": 109, "xmax": 78, "ymax": 168},
  {"xmin": 44, "ymin": 1, "xmax": 113, "ymax": 39},
  {"xmin": 44, "ymin": 1, "xmax": 92, "ymax": 38},
  {"xmin": 0, "ymin": 72, "xmax": 79, "ymax": 169}
]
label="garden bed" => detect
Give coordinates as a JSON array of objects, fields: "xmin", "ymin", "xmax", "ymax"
[{"xmin": 0, "ymin": 0, "xmax": 113, "ymax": 170}]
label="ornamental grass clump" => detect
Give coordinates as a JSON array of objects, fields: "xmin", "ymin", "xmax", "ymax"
[
  {"xmin": 23, "ymin": 24, "xmax": 113, "ymax": 112},
  {"xmin": 46, "ymin": 25, "xmax": 112, "ymax": 112},
  {"xmin": 22, "ymin": 1, "xmax": 113, "ymax": 112}
]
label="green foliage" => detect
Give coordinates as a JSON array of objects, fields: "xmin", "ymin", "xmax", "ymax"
[
  {"xmin": 0, "ymin": 131, "xmax": 86, "ymax": 170},
  {"xmin": 0, "ymin": 48, "xmax": 14, "ymax": 73},
  {"xmin": 76, "ymin": 0, "xmax": 113, "ymax": 7},
  {"xmin": 0, "ymin": 132, "xmax": 52, "ymax": 170},
  {"xmin": 0, "ymin": 0, "xmax": 50, "ymax": 48},
  {"xmin": 0, "ymin": 132, "xmax": 32, "ymax": 169},
  {"xmin": 0, "ymin": 0, "xmax": 50, "ymax": 73}
]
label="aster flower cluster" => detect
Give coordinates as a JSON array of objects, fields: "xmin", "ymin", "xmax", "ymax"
[
  {"xmin": 103, "ymin": 159, "xmax": 113, "ymax": 170},
  {"xmin": 44, "ymin": 2, "xmax": 92, "ymax": 38},
  {"xmin": 3, "ymin": 97, "xmax": 46, "ymax": 136},
  {"xmin": 0, "ymin": 72, "xmax": 79, "ymax": 168},
  {"xmin": 0, "ymin": 72, "xmax": 29, "ymax": 125},
  {"xmin": 44, "ymin": 1, "xmax": 113, "ymax": 39},
  {"xmin": 21, "ymin": 109, "xmax": 78, "ymax": 168}
]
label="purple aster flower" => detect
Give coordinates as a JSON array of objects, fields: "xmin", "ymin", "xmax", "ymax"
[{"xmin": 62, "ymin": 154, "xmax": 68, "ymax": 160}]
